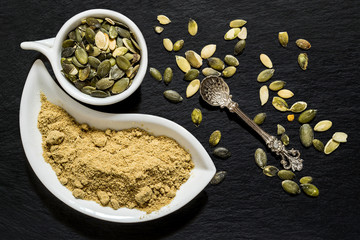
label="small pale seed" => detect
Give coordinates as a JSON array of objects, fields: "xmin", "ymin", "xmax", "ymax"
[
  {"xmin": 301, "ymin": 183, "xmax": 319, "ymax": 197},
  {"xmin": 191, "ymin": 108, "xmax": 202, "ymax": 126},
  {"xmin": 224, "ymin": 28, "xmax": 240, "ymax": 40},
  {"xmin": 201, "ymin": 44, "xmax": 216, "ymax": 59},
  {"xmin": 272, "ymin": 96, "xmax": 289, "ymax": 112},
  {"xmin": 185, "ymin": 50, "xmax": 203, "ymax": 68},
  {"xmin": 173, "ymin": 40, "xmax": 184, "ymax": 51},
  {"xmin": 153, "ymin": 26, "xmax": 164, "ymax": 34},
  {"xmin": 186, "ymin": 79, "xmax": 200, "ymax": 98},
  {"xmin": 312, "ymin": 139, "xmax": 325, "ymax": 152},
  {"xmin": 298, "ymin": 109, "xmax": 317, "ymax": 123},
  {"xmin": 213, "ymin": 147, "xmax": 231, "ymax": 159},
  {"xmin": 278, "ymin": 32, "xmax": 289, "ymax": 47},
  {"xmin": 253, "ymin": 113, "xmax": 266, "ymax": 125},
  {"xmin": 278, "ymin": 170, "xmax": 295, "ymax": 180},
  {"xmin": 324, "ymin": 139, "xmax": 340, "ymax": 154},
  {"xmin": 224, "ymin": 55, "xmax": 239, "ymax": 66},
  {"xmin": 314, "ymin": 120, "xmax": 332, "ymax": 132},
  {"xmin": 229, "ymin": 19, "xmax": 247, "ymax": 28},
  {"xmin": 94, "ymin": 31, "xmax": 108, "ymax": 50},
  {"xmin": 290, "ymin": 101, "xmax": 307, "ymax": 113},
  {"xmin": 237, "ymin": 27, "xmax": 247, "ymax": 40},
  {"xmin": 209, "ymin": 130, "xmax": 221, "ymax": 147},
  {"xmin": 296, "ymin": 39, "xmax": 311, "ymax": 50},
  {"xmin": 184, "ymin": 69, "xmax": 199, "ymax": 81},
  {"xmin": 163, "ymin": 67, "xmax": 173, "ymax": 84},
  {"xmin": 299, "ymin": 124, "xmax": 314, "ymax": 148},
  {"xmin": 210, "ymin": 171, "xmax": 227, "ymax": 185},
  {"xmin": 263, "ymin": 165, "xmax": 279, "ymax": 177},
  {"xmin": 175, "ymin": 55, "xmax": 191, "ymax": 73},
  {"xmin": 259, "ymin": 85, "xmax": 269, "ymax": 106},
  {"xmin": 163, "ymin": 38, "xmax": 173, "ymax": 51},
  {"xmin": 188, "ymin": 18, "xmax": 198, "ymax": 36},
  {"xmin": 254, "ymin": 148, "xmax": 267, "ymax": 169},
  {"xmin": 157, "ymin": 15, "xmax": 171, "ymax": 25},
  {"xmin": 278, "ymin": 89, "xmax": 294, "ymax": 99},
  {"xmin": 281, "ymin": 133, "xmax": 290, "ymax": 146},
  {"xmin": 234, "ymin": 39, "xmax": 246, "ymax": 55},
  {"xmin": 277, "ymin": 124, "xmax": 286, "ymax": 135},
  {"xmin": 300, "ymin": 176, "xmax": 313, "ymax": 184},
  {"xmin": 149, "ymin": 67, "xmax": 162, "ymax": 81},
  {"xmin": 222, "ymin": 66, "xmax": 236, "ymax": 78},
  {"xmin": 202, "ymin": 67, "xmax": 221, "ymax": 77},
  {"xmin": 282, "ymin": 180, "xmax": 301, "ymax": 195},
  {"xmin": 298, "ymin": 53, "xmax": 308, "ymax": 70},
  {"xmin": 208, "ymin": 57, "xmax": 225, "ymax": 71},
  {"xmin": 257, "ymin": 69, "xmax": 275, "ymax": 82},
  {"xmin": 260, "ymin": 54, "xmax": 273, "ymax": 68},
  {"xmin": 332, "ymin": 132, "xmax": 348, "ymax": 143},
  {"xmin": 269, "ymin": 80, "xmax": 286, "ymax": 91},
  {"xmin": 163, "ymin": 90, "xmax": 183, "ymax": 103}
]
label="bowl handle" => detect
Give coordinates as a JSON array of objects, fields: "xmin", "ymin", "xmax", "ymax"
[{"xmin": 21, "ymin": 38, "xmax": 56, "ymax": 60}]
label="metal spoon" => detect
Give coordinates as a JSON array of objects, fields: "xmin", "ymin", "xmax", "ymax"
[{"xmin": 200, "ymin": 76, "xmax": 303, "ymax": 171}]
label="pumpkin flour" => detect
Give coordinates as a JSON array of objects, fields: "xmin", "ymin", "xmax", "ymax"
[{"xmin": 37, "ymin": 94, "xmax": 194, "ymax": 213}]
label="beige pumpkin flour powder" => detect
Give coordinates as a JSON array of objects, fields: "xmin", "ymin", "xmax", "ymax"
[{"xmin": 37, "ymin": 94, "xmax": 194, "ymax": 213}]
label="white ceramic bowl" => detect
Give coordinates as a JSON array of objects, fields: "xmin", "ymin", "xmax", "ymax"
[
  {"xmin": 20, "ymin": 9, "xmax": 148, "ymax": 106},
  {"xmin": 20, "ymin": 60, "xmax": 216, "ymax": 223}
]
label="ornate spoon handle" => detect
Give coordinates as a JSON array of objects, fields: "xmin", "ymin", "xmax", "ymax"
[{"xmin": 222, "ymin": 95, "xmax": 303, "ymax": 171}]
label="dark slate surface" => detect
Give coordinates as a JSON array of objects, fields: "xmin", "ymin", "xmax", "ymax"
[{"xmin": 1, "ymin": 0, "xmax": 360, "ymax": 239}]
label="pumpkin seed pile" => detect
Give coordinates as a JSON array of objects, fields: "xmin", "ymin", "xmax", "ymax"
[{"xmin": 61, "ymin": 17, "xmax": 141, "ymax": 98}]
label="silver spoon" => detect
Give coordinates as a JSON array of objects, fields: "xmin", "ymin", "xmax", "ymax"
[{"xmin": 200, "ymin": 76, "xmax": 303, "ymax": 171}]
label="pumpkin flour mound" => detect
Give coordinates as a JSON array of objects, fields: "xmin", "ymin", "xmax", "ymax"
[{"xmin": 37, "ymin": 94, "xmax": 194, "ymax": 213}]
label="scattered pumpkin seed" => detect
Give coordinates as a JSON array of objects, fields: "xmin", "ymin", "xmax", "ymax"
[
  {"xmin": 298, "ymin": 109, "xmax": 317, "ymax": 123},
  {"xmin": 263, "ymin": 165, "xmax": 279, "ymax": 177},
  {"xmin": 224, "ymin": 55, "xmax": 239, "ymax": 66},
  {"xmin": 298, "ymin": 53, "xmax": 308, "ymax": 70},
  {"xmin": 238, "ymin": 27, "xmax": 247, "ymax": 40},
  {"xmin": 254, "ymin": 148, "xmax": 267, "ymax": 169},
  {"xmin": 224, "ymin": 28, "xmax": 241, "ymax": 40},
  {"xmin": 281, "ymin": 133, "xmax": 290, "ymax": 146},
  {"xmin": 208, "ymin": 57, "xmax": 225, "ymax": 71},
  {"xmin": 210, "ymin": 171, "xmax": 227, "ymax": 185},
  {"xmin": 163, "ymin": 90, "xmax": 183, "ymax": 103},
  {"xmin": 96, "ymin": 78, "xmax": 114, "ymax": 90},
  {"xmin": 163, "ymin": 38, "xmax": 173, "ymax": 51},
  {"xmin": 277, "ymin": 124, "xmax": 286, "ymax": 135},
  {"xmin": 149, "ymin": 67, "xmax": 162, "ymax": 81},
  {"xmin": 209, "ymin": 130, "xmax": 221, "ymax": 147},
  {"xmin": 213, "ymin": 147, "xmax": 231, "ymax": 159},
  {"xmin": 185, "ymin": 50, "xmax": 203, "ymax": 68},
  {"xmin": 184, "ymin": 69, "xmax": 199, "ymax": 81},
  {"xmin": 290, "ymin": 101, "xmax": 307, "ymax": 113},
  {"xmin": 191, "ymin": 108, "xmax": 202, "ymax": 126},
  {"xmin": 278, "ymin": 170, "xmax": 295, "ymax": 180},
  {"xmin": 253, "ymin": 113, "xmax": 266, "ymax": 125},
  {"xmin": 163, "ymin": 67, "xmax": 173, "ymax": 84},
  {"xmin": 300, "ymin": 176, "xmax": 313, "ymax": 184},
  {"xmin": 278, "ymin": 89, "xmax": 294, "ymax": 99},
  {"xmin": 157, "ymin": 15, "xmax": 171, "ymax": 25},
  {"xmin": 324, "ymin": 139, "xmax": 340, "ymax": 154},
  {"xmin": 234, "ymin": 39, "xmax": 246, "ymax": 55},
  {"xmin": 272, "ymin": 96, "xmax": 289, "ymax": 112},
  {"xmin": 229, "ymin": 19, "xmax": 247, "ymax": 28},
  {"xmin": 188, "ymin": 18, "xmax": 198, "ymax": 36},
  {"xmin": 202, "ymin": 67, "xmax": 221, "ymax": 77},
  {"xmin": 278, "ymin": 32, "xmax": 289, "ymax": 47},
  {"xmin": 269, "ymin": 80, "xmax": 286, "ymax": 91},
  {"xmin": 222, "ymin": 66, "xmax": 236, "ymax": 78},
  {"xmin": 175, "ymin": 55, "xmax": 191, "ymax": 73},
  {"xmin": 260, "ymin": 54, "xmax": 273, "ymax": 68},
  {"xmin": 296, "ymin": 39, "xmax": 311, "ymax": 50},
  {"xmin": 186, "ymin": 79, "xmax": 200, "ymax": 98},
  {"xmin": 332, "ymin": 132, "xmax": 348, "ymax": 143},
  {"xmin": 153, "ymin": 26, "xmax": 164, "ymax": 34},
  {"xmin": 301, "ymin": 183, "xmax": 319, "ymax": 197},
  {"xmin": 299, "ymin": 124, "xmax": 314, "ymax": 148},
  {"xmin": 173, "ymin": 40, "xmax": 184, "ymax": 51},
  {"xmin": 312, "ymin": 139, "xmax": 325, "ymax": 152},
  {"xmin": 259, "ymin": 85, "xmax": 269, "ymax": 106},
  {"xmin": 282, "ymin": 180, "xmax": 301, "ymax": 195},
  {"xmin": 313, "ymin": 120, "xmax": 332, "ymax": 132},
  {"xmin": 201, "ymin": 44, "xmax": 216, "ymax": 59},
  {"xmin": 257, "ymin": 69, "xmax": 275, "ymax": 82}
]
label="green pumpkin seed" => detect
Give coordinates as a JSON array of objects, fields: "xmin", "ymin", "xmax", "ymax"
[
  {"xmin": 332, "ymin": 132, "xmax": 348, "ymax": 143},
  {"xmin": 213, "ymin": 147, "xmax": 231, "ymax": 159},
  {"xmin": 202, "ymin": 68, "xmax": 221, "ymax": 77},
  {"xmin": 207, "ymin": 57, "xmax": 225, "ymax": 71},
  {"xmin": 153, "ymin": 26, "xmax": 164, "ymax": 34},
  {"xmin": 173, "ymin": 39, "xmax": 184, "ymax": 51},
  {"xmin": 257, "ymin": 69, "xmax": 275, "ymax": 82},
  {"xmin": 296, "ymin": 39, "xmax": 311, "ymax": 50},
  {"xmin": 269, "ymin": 80, "xmax": 286, "ymax": 91},
  {"xmin": 116, "ymin": 37, "xmax": 124, "ymax": 47},
  {"xmin": 85, "ymin": 28, "xmax": 96, "ymax": 44},
  {"xmin": 75, "ymin": 46, "xmax": 88, "ymax": 65},
  {"xmin": 124, "ymin": 53, "xmax": 133, "ymax": 61},
  {"xmin": 210, "ymin": 171, "xmax": 227, "ymax": 185},
  {"xmin": 88, "ymin": 56, "xmax": 101, "ymax": 68},
  {"xmin": 188, "ymin": 18, "xmax": 198, "ymax": 36},
  {"xmin": 209, "ymin": 130, "xmax": 221, "ymax": 147},
  {"xmin": 185, "ymin": 50, "xmax": 203, "ymax": 68},
  {"xmin": 312, "ymin": 139, "xmax": 325, "ymax": 152},
  {"xmin": 253, "ymin": 113, "xmax": 266, "ymax": 125},
  {"xmin": 314, "ymin": 120, "xmax": 332, "ymax": 132},
  {"xmin": 259, "ymin": 85, "xmax": 269, "ymax": 106},
  {"xmin": 104, "ymin": 17, "xmax": 115, "ymax": 25},
  {"xmin": 123, "ymin": 38, "xmax": 137, "ymax": 53},
  {"xmin": 149, "ymin": 67, "xmax": 162, "ymax": 81},
  {"xmin": 75, "ymin": 28, "xmax": 83, "ymax": 43},
  {"xmin": 278, "ymin": 170, "xmax": 295, "ymax": 180},
  {"xmin": 116, "ymin": 55, "xmax": 131, "ymax": 70},
  {"xmin": 68, "ymin": 31, "xmax": 76, "ymax": 41},
  {"xmin": 74, "ymin": 80, "xmax": 86, "ymax": 90},
  {"xmin": 222, "ymin": 66, "xmax": 236, "ymax": 78},
  {"xmin": 163, "ymin": 90, "xmax": 183, "ymax": 103},
  {"xmin": 96, "ymin": 78, "xmax": 114, "ymax": 90},
  {"xmin": 278, "ymin": 32, "xmax": 289, "ymax": 47},
  {"xmin": 62, "ymin": 39, "xmax": 76, "ymax": 48},
  {"xmin": 71, "ymin": 56, "xmax": 85, "ymax": 68},
  {"xmin": 229, "ymin": 19, "xmax": 247, "ymax": 28},
  {"xmin": 111, "ymin": 77, "xmax": 129, "ymax": 94},
  {"xmin": 131, "ymin": 53, "xmax": 141, "ymax": 64},
  {"xmin": 109, "ymin": 57, "xmax": 116, "ymax": 66},
  {"xmin": 298, "ymin": 109, "xmax": 317, "ymax": 123},
  {"xmin": 108, "ymin": 26, "xmax": 118, "ymax": 39},
  {"xmin": 263, "ymin": 165, "xmax": 279, "ymax": 177},
  {"xmin": 62, "ymin": 47, "xmax": 75, "ymax": 58},
  {"xmin": 224, "ymin": 55, "xmax": 239, "ymax": 66},
  {"xmin": 301, "ymin": 184, "xmax": 319, "ymax": 197},
  {"xmin": 224, "ymin": 28, "xmax": 241, "ymax": 40},
  {"xmin": 272, "ymin": 96, "xmax": 289, "ymax": 112},
  {"xmin": 81, "ymin": 86, "xmax": 96, "ymax": 95},
  {"xmin": 91, "ymin": 89, "xmax": 109, "ymax": 98},
  {"xmin": 300, "ymin": 176, "xmax": 313, "ymax": 184},
  {"xmin": 191, "ymin": 108, "xmax": 202, "ymax": 126},
  {"xmin": 324, "ymin": 139, "xmax": 340, "ymax": 154},
  {"xmin": 109, "ymin": 65, "xmax": 125, "ymax": 80},
  {"xmin": 281, "ymin": 133, "xmax": 290, "ymax": 146},
  {"xmin": 163, "ymin": 67, "xmax": 173, "ymax": 84},
  {"xmin": 88, "ymin": 68, "xmax": 97, "ymax": 79},
  {"xmin": 86, "ymin": 17, "xmax": 101, "ymax": 28},
  {"xmin": 184, "ymin": 69, "xmax": 199, "ymax": 81},
  {"xmin": 282, "ymin": 180, "xmax": 301, "ymax": 195},
  {"xmin": 115, "ymin": 26, "xmax": 131, "ymax": 38},
  {"xmin": 234, "ymin": 39, "xmax": 246, "ymax": 55},
  {"xmin": 254, "ymin": 148, "xmax": 267, "ymax": 169},
  {"xmin": 62, "ymin": 63, "xmax": 78, "ymax": 75},
  {"xmin": 79, "ymin": 65, "xmax": 91, "ymax": 81},
  {"xmin": 88, "ymin": 46, "xmax": 101, "ymax": 57},
  {"xmin": 186, "ymin": 79, "xmax": 200, "ymax": 98},
  {"xmin": 97, "ymin": 60, "xmax": 111, "ymax": 78},
  {"xmin": 299, "ymin": 124, "xmax": 314, "ymax": 148},
  {"xmin": 290, "ymin": 101, "xmax": 307, "ymax": 113},
  {"xmin": 277, "ymin": 124, "xmax": 286, "ymax": 135},
  {"xmin": 126, "ymin": 64, "xmax": 139, "ymax": 79},
  {"xmin": 298, "ymin": 53, "xmax": 308, "ymax": 70}
]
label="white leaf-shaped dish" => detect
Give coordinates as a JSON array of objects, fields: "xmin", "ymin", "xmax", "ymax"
[{"xmin": 19, "ymin": 60, "xmax": 216, "ymax": 223}]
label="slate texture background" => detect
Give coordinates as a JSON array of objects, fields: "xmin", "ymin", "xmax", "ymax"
[{"xmin": 1, "ymin": 0, "xmax": 360, "ymax": 239}]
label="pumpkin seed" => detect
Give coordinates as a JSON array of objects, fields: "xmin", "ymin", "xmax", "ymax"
[
  {"xmin": 282, "ymin": 180, "xmax": 301, "ymax": 195},
  {"xmin": 108, "ymin": 38, "xmax": 116, "ymax": 51},
  {"xmin": 124, "ymin": 53, "xmax": 133, "ymax": 61},
  {"xmin": 229, "ymin": 19, "xmax": 247, "ymax": 28},
  {"xmin": 111, "ymin": 77, "xmax": 129, "ymax": 94},
  {"xmin": 234, "ymin": 39, "xmax": 246, "ymax": 55},
  {"xmin": 153, "ymin": 26, "xmax": 164, "ymax": 34},
  {"xmin": 62, "ymin": 39, "xmax": 76, "ymax": 48},
  {"xmin": 237, "ymin": 27, "xmax": 247, "ymax": 40},
  {"xmin": 95, "ymin": 31, "xmax": 108, "ymax": 50},
  {"xmin": 96, "ymin": 78, "xmax": 114, "ymax": 90},
  {"xmin": 126, "ymin": 64, "xmax": 139, "ymax": 79},
  {"xmin": 257, "ymin": 69, "xmax": 275, "ymax": 82},
  {"xmin": 253, "ymin": 113, "xmax": 266, "ymax": 125},
  {"xmin": 278, "ymin": 170, "xmax": 295, "ymax": 180},
  {"xmin": 263, "ymin": 165, "xmax": 279, "ymax": 177},
  {"xmin": 78, "ymin": 65, "xmax": 90, "ymax": 81},
  {"xmin": 115, "ymin": 27, "xmax": 131, "ymax": 38},
  {"xmin": 175, "ymin": 55, "xmax": 191, "ymax": 73},
  {"xmin": 97, "ymin": 60, "xmax": 111, "ymax": 78},
  {"xmin": 91, "ymin": 90, "xmax": 109, "ymax": 98},
  {"xmin": 277, "ymin": 124, "xmax": 285, "ymax": 135},
  {"xmin": 301, "ymin": 184, "xmax": 319, "ymax": 197},
  {"xmin": 224, "ymin": 55, "xmax": 239, "ymax": 66},
  {"xmin": 298, "ymin": 109, "xmax": 317, "ymax": 123},
  {"xmin": 149, "ymin": 67, "xmax": 162, "ymax": 81},
  {"xmin": 296, "ymin": 39, "xmax": 311, "ymax": 50},
  {"xmin": 202, "ymin": 68, "xmax": 221, "ymax": 77},
  {"xmin": 324, "ymin": 139, "xmax": 340, "ymax": 154},
  {"xmin": 184, "ymin": 69, "xmax": 199, "ymax": 81},
  {"xmin": 298, "ymin": 53, "xmax": 308, "ymax": 70},
  {"xmin": 312, "ymin": 139, "xmax": 325, "ymax": 152},
  {"xmin": 123, "ymin": 38, "xmax": 137, "ymax": 53},
  {"xmin": 157, "ymin": 15, "xmax": 171, "ymax": 25},
  {"xmin": 88, "ymin": 69, "xmax": 97, "ymax": 79},
  {"xmin": 74, "ymin": 80, "xmax": 86, "ymax": 90},
  {"xmin": 300, "ymin": 176, "xmax": 313, "ymax": 184},
  {"xmin": 104, "ymin": 17, "xmax": 115, "ymax": 25},
  {"xmin": 278, "ymin": 32, "xmax": 289, "ymax": 47},
  {"xmin": 290, "ymin": 101, "xmax": 307, "ymax": 113},
  {"xmin": 209, "ymin": 130, "xmax": 221, "ymax": 147},
  {"xmin": 81, "ymin": 86, "xmax": 96, "ymax": 95},
  {"xmin": 191, "ymin": 108, "xmax": 202, "ymax": 126},
  {"xmin": 299, "ymin": 124, "xmax": 314, "ymax": 148},
  {"xmin": 278, "ymin": 89, "xmax": 294, "ymax": 99},
  {"xmin": 224, "ymin": 28, "xmax": 240, "ymax": 40},
  {"xmin": 71, "ymin": 56, "xmax": 85, "ymax": 68},
  {"xmin": 313, "ymin": 120, "xmax": 332, "ymax": 132},
  {"xmin": 88, "ymin": 46, "xmax": 101, "ymax": 57},
  {"xmin": 62, "ymin": 63, "xmax": 78, "ymax": 76},
  {"xmin": 185, "ymin": 50, "xmax": 203, "ymax": 68},
  {"xmin": 163, "ymin": 90, "xmax": 183, "ymax": 103},
  {"xmin": 88, "ymin": 56, "xmax": 101, "ymax": 68},
  {"xmin": 163, "ymin": 67, "xmax": 173, "ymax": 84},
  {"xmin": 173, "ymin": 40, "xmax": 184, "ymax": 51},
  {"xmin": 269, "ymin": 80, "xmax": 286, "ymax": 91},
  {"xmin": 201, "ymin": 44, "xmax": 216, "ymax": 59},
  {"xmin": 163, "ymin": 38, "xmax": 173, "ymax": 51},
  {"xmin": 86, "ymin": 17, "xmax": 101, "ymax": 28},
  {"xmin": 112, "ymin": 47, "xmax": 128, "ymax": 57},
  {"xmin": 213, "ymin": 147, "xmax": 231, "ymax": 159},
  {"xmin": 109, "ymin": 65, "xmax": 125, "ymax": 80},
  {"xmin": 254, "ymin": 148, "xmax": 267, "ymax": 169},
  {"xmin": 222, "ymin": 66, "xmax": 236, "ymax": 78},
  {"xmin": 62, "ymin": 47, "xmax": 76, "ymax": 58},
  {"xmin": 259, "ymin": 85, "xmax": 269, "ymax": 106},
  {"xmin": 210, "ymin": 171, "xmax": 227, "ymax": 185},
  {"xmin": 272, "ymin": 96, "xmax": 289, "ymax": 112},
  {"xmin": 108, "ymin": 26, "xmax": 117, "ymax": 39},
  {"xmin": 281, "ymin": 133, "xmax": 290, "ymax": 146},
  {"xmin": 260, "ymin": 54, "xmax": 273, "ymax": 68},
  {"xmin": 186, "ymin": 79, "xmax": 200, "ymax": 98},
  {"xmin": 75, "ymin": 46, "xmax": 88, "ymax": 65},
  {"xmin": 208, "ymin": 57, "xmax": 225, "ymax": 71},
  {"xmin": 332, "ymin": 132, "xmax": 348, "ymax": 143},
  {"xmin": 188, "ymin": 18, "xmax": 198, "ymax": 36},
  {"xmin": 116, "ymin": 55, "xmax": 131, "ymax": 70},
  {"xmin": 131, "ymin": 53, "xmax": 141, "ymax": 64}
]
